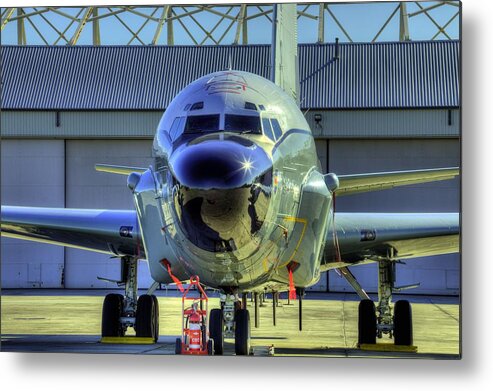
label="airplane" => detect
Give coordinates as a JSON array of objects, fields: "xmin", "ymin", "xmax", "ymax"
[{"xmin": 1, "ymin": 69, "xmax": 459, "ymax": 356}]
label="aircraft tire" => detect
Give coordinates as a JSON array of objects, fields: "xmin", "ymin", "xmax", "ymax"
[
  {"xmin": 175, "ymin": 337, "xmax": 182, "ymax": 354},
  {"xmin": 135, "ymin": 294, "xmax": 157, "ymax": 341},
  {"xmin": 102, "ymin": 293, "xmax": 124, "ymax": 337},
  {"xmin": 209, "ymin": 309, "xmax": 224, "ymax": 355},
  {"xmin": 151, "ymin": 295, "xmax": 160, "ymax": 342},
  {"xmin": 393, "ymin": 300, "xmax": 413, "ymax": 346},
  {"xmin": 234, "ymin": 309, "xmax": 251, "ymax": 356},
  {"xmin": 358, "ymin": 299, "xmax": 377, "ymax": 345}
]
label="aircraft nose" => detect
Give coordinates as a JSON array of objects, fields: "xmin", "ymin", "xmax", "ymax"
[{"xmin": 169, "ymin": 138, "xmax": 272, "ymax": 190}]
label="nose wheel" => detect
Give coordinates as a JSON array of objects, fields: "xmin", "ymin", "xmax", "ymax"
[
  {"xmin": 135, "ymin": 294, "xmax": 159, "ymax": 342},
  {"xmin": 358, "ymin": 299, "xmax": 377, "ymax": 345},
  {"xmin": 209, "ymin": 308, "xmax": 224, "ymax": 355},
  {"xmin": 102, "ymin": 293, "xmax": 125, "ymax": 337},
  {"xmin": 209, "ymin": 293, "xmax": 251, "ymax": 355},
  {"xmin": 393, "ymin": 300, "xmax": 413, "ymax": 345},
  {"xmin": 234, "ymin": 308, "xmax": 251, "ymax": 355}
]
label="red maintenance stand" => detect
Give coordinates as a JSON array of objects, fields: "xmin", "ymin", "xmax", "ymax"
[{"xmin": 175, "ymin": 276, "xmax": 213, "ymax": 355}]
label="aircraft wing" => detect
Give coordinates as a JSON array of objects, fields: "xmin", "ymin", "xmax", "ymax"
[
  {"xmin": 322, "ymin": 212, "xmax": 459, "ymax": 270},
  {"xmin": 334, "ymin": 167, "xmax": 459, "ymax": 196},
  {"xmin": 0, "ymin": 206, "xmax": 144, "ymax": 258}
]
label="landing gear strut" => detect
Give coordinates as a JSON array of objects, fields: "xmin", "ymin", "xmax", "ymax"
[{"xmin": 101, "ymin": 256, "xmax": 159, "ymax": 342}]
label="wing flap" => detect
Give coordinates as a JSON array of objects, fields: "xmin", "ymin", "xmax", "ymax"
[
  {"xmin": 322, "ymin": 212, "xmax": 459, "ymax": 270},
  {"xmin": 1, "ymin": 206, "xmax": 144, "ymax": 257},
  {"xmin": 334, "ymin": 167, "xmax": 459, "ymax": 196}
]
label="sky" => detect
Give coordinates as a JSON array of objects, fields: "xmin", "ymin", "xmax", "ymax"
[{"xmin": 0, "ymin": 1, "xmax": 460, "ymax": 46}]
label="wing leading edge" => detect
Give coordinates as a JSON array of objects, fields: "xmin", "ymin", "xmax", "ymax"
[
  {"xmin": 1, "ymin": 206, "xmax": 144, "ymax": 258},
  {"xmin": 322, "ymin": 212, "xmax": 459, "ymax": 271},
  {"xmin": 333, "ymin": 167, "xmax": 459, "ymax": 196}
]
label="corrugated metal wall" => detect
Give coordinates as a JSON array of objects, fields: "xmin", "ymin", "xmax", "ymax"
[
  {"xmin": 1, "ymin": 41, "xmax": 459, "ymax": 110},
  {"xmin": 298, "ymin": 41, "xmax": 460, "ymax": 108}
]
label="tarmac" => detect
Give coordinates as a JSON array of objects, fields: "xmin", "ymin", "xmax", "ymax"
[{"xmin": 1, "ymin": 290, "xmax": 460, "ymax": 358}]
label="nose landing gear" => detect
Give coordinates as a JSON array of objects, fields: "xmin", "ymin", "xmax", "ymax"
[{"xmin": 209, "ymin": 292, "xmax": 251, "ymax": 356}]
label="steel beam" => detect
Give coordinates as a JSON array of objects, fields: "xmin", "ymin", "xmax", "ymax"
[
  {"xmin": 408, "ymin": 1, "xmax": 447, "ymax": 18},
  {"xmin": 152, "ymin": 6, "xmax": 169, "ymax": 45},
  {"xmin": 1, "ymin": 8, "xmax": 15, "ymax": 31},
  {"xmin": 414, "ymin": 2, "xmax": 452, "ymax": 40},
  {"xmin": 17, "ymin": 8, "xmax": 26, "ymax": 45},
  {"xmin": 234, "ymin": 4, "xmax": 247, "ymax": 45},
  {"xmin": 127, "ymin": 7, "xmax": 159, "ymax": 45},
  {"xmin": 1, "ymin": 4, "xmax": 460, "ymax": 46},
  {"xmin": 199, "ymin": 6, "xmax": 233, "ymax": 46},
  {"xmin": 431, "ymin": 11, "xmax": 459, "ymax": 40},
  {"xmin": 317, "ymin": 3, "xmax": 325, "ymax": 44},
  {"xmin": 326, "ymin": 5, "xmax": 353, "ymax": 42},
  {"xmin": 167, "ymin": 6, "xmax": 174, "ymax": 45},
  {"xmin": 34, "ymin": 7, "xmax": 70, "ymax": 44},
  {"xmin": 109, "ymin": 7, "xmax": 146, "ymax": 46},
  {"xmin": 92, "ymin": 7, "xmax": 100, "ymax": 46},
  {"xmin": 53, "ymin": 8, "xmax": 85, "ymax": 45},
  {"xmin": 69, "ymin": 7, "xmax": 93, "ymax": 45},
  {"xmin": 371, "ymin": 3, "xmax": 400, "ymax": 43},
  {"xmin": 24, "ymin": 14, "xmax": 49, "ymax": 45},
  {"xmin": 399, "ymin": 2, "xmax": 410, "ymax": 41},
  {"xmin": 182, "ymin": 6, "xmax": 219, "ymax": 45}
]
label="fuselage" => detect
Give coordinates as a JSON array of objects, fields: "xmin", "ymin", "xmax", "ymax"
[{"xmin": 137, "ymin": 70, "xmax": 332, "ymax": 292}]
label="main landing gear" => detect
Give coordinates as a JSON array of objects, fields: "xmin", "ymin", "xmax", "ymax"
[
  {"xmin": 101, "ymin": 256, "xmax": 160, "ymax": 342},
  {"xmin": 355, "ymin": 258, "xmax": 414, "ymax": 347},
  {"xmin": 209, "ymin": 293, "xmax": 251, "ymax": 355}
]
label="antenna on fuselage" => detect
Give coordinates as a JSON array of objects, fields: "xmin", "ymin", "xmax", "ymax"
[{"xmin": 228, "ymin": 53, "xmax": 233, "ymax": 71}]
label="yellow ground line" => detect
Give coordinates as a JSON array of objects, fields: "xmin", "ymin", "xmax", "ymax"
[
  {"xmin": 101, "ymin": 337, "xmax": 155, "ymax": 344},
  {"xmin": 359, "ymin": 343, "xmax": 418, "ymax": 353}
]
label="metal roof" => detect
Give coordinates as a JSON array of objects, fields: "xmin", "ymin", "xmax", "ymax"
[{"xmin": 1, "ymin": 41, "xmax": 459, "ymax": 110}]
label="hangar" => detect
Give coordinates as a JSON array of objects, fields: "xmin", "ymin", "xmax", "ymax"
[{"xmin": 1, "ymin": 39, "xmax": 460, "ymax": 294}]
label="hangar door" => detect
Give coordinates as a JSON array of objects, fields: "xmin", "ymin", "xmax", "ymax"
[
  {"xmin": 64, "ymin": 140, "xmax": 154, "ymax": 289},
  {"xmin": 326, "ymin": 138, "xmax": 460, "ymax": 295},
  {"xmin": 1, "ymin": 140, "xmax": 65, "ymax": 288}
]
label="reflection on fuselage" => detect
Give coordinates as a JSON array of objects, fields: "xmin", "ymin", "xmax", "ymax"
[{"xmin": 169, "ymin": 135, "xmax": 273, "ymax": 253}]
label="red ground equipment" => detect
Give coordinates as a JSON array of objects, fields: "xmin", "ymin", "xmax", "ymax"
[{"xmin": 175, "ymin": 275, "xmax": 213, "ymax": 355}]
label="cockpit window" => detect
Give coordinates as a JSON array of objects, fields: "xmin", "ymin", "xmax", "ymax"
[
  {"xmin": 271, "ymin": 118, "xmax": 283, "ymax": 140},
  {"xmin": 244, "ymin": 102, "xmax": 257, "ymax": 111},
  {"xmin": 170, "ymin": 116, "xmax": 186, "ymax": 141},
  {"xmin": 190, "ymin": 102, "xmax": 204, "ymax": 111},
  {"xmin": 184, "ymin": 115, "xmax": 220, "ymax": 133},
  {"xmin": 183, "ymin": 104, "xmax": 191, "ymax": 111},
  {"xmin": 224, "ymin": 114, "xmax": 261, "ymax": 134},
  {"xmin": 262, "ymin": 118, "xmax": 275, "ymax": 142}
]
